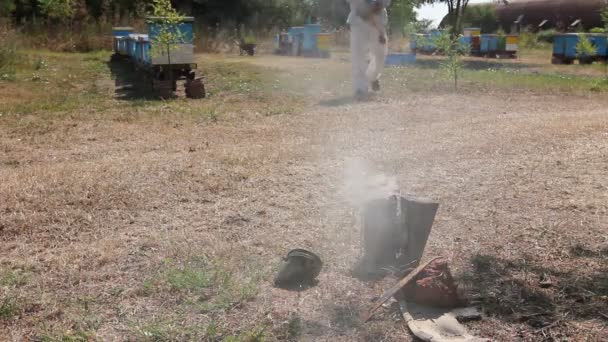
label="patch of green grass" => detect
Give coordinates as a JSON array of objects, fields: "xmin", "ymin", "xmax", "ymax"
[
  {"xmin": 135, "ymin": 323, "xmax": 171, "ymax": 342},
  {"xmin": 385, "ymin": 63, "xmax": 608, "ymax": 94},
  {"xmin": 223, "ymin": 326, "xmax": 266, "ymax": 342},
  {"xmin": 203, "ymin": 60, "xmax": 264, "ymax": 95},
  {"xmin": 39, "ymin": 330, "xmax": 95, "ymax": 342},
  {"xmin": 142, "ymin": 257, "xmax": 266, "ymax": 315},
  {"xmin": 590, "ymin": 78, "xmax": 608, "ymax": 92},
  {"xmin": 166, "ymin": 264, "xmax": 214, "ymax": 291},
  {"xmin": 0, "ymin": 296, "xmax": 20, "ymax": 319},
  {"xmin": 1, "ymin": 51, "xmax": 305, "ymax": 129},
  {"xmin": 0, "ymin": 269, "xmax": 29, "ymax": 286},
  {"xmin": 133, "ymin": 320, "xmax": 211, "ymax": 341},
  {"xmin": 287, "ymin": 314, "xmax": 302, "ymax": 340},
  {"xmin": 464, "ymin": 68, "xmax": 601, "ymax": 92}
]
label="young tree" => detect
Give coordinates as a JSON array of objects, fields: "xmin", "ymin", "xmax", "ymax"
[
  {"xmin": 433, "ymin": 28, "xmax": 469, "ymax": 90},
  {"xmin": 149, "ymin": 0, "xmax": 186, "ymax": 84},
  {"xmin": 575, "ymin": 33, "xmax": 597, "ymax": 65}
]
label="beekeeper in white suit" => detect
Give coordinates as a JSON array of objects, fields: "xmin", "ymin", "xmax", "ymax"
[{"xmin": 347, "ymin": 0, "xmax": 391, "ymax": 99}]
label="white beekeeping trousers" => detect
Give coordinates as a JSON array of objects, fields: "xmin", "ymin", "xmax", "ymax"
[{"xmin": 349, "ymin": 13, "xmax": 388, "ymax": 94}]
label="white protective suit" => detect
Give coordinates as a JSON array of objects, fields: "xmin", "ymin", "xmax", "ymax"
[{"xmin": 347, "ymin": 0, "xmax": 391, "ymax": 96}]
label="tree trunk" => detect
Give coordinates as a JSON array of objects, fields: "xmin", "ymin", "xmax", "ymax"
[{"xmin": 167, "ymin": 45, "xmax": 172, "ymax": 83}]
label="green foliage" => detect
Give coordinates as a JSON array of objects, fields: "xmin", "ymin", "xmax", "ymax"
[
  {"xmin": 0, "ymin": 0, "xmax": 15, "ymax": 16},
  {"xmin": 166, "ymin": 265, "xmax": 213, "ymax": 291},
  {"xmin": 389, "ymin": 0, "xmax": 418, "ymax": 35},
  {"xmin": 590, "ymin": 27, "xmax": 606, "ymax": 34},
  {"xmin": 460, "ymin": 3, "xmax": 497, "ymax": 33},
  {"xmin": 142, "ymin": 257, "xmax": 266, "ymax": 315},
  {"xmin": 421, "ymin": 0, "xmax": 470, "ymax": 33},
  {"xmin": 432, "ymin": 29, "xmax": 468, "ymax": 90},
  {"xmin": 39, "ymin": 330, "xmax": 92, "ymax": 342},
  {"xmin": 414, "ymin": 19, "xmax": 435, "ymax": 33},
  {"xmin": 223, "ymin": 326, "xmax": 266, "ymax": 342},
  {"xmin": 1, "ymin": 0, "xmax": 419, "ymax": 34},
  {"xmin": 148, "ymin": 0, "xmax": 186, "ymax": 68},
  {"xmin": 0, "ymin": 296, "xmax": 19, "ymax": 319},
  {"xmin": 536, "ymin": 29, "xmax": 558, "ymax": 43},
  {"xmin": 601, "ymin": 6, "xmax": 608, "ymax": 30},
  {"xmin": 0, "ymin": 269, "xmax": 28, "ymax": 286},
  {"xmin": 149, "ymin": 0, "xmax": 185, "ymax": 39},
  {"xmin": 287, "ymin": 314, "xmax": 302, "ymax": 340},
  {"xmin": 519, "ymin": 31, "xmax": 543, "ymax": 49},
  {"xmin": 0, "ymin": 30, "xmax": 17, "ymax": 81},
  {"xmin": 37, "ymin": 0, "xmax": 74, "ymax": 21},
  {"xmin": 576, "ymin": 34, "xmax": 597, "ymax": 60}
]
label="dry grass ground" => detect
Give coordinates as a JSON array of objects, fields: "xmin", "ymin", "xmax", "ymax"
[{"xmin": 1, "ymin": 50, "xmax": 607, "ymax": 341}]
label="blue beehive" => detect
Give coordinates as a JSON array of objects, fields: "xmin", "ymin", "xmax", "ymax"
[
  {"xmin": 302, "ymin": 24, "xmax": 322, "ymax": 53},
  {"xmin": 134, "ymin": 38, "xmax": 141, "ymax": 63},
  {"xmin": 127, "ymin": 35, "xmax": 136, "ymax": 59},
  {"xmin": 135, "ymin": 36, "xmax": 149, "ymax": 65},
  {"xmin": 142, "ymin": 37, "xmax": 151, "ymax": 65},
  {"xmin": 588, "ymin": 34, "xmax": 608, "ymax": 58},
  {"xmin": 553, "ymin": 34, "xmax": 579, "ymax": 60},
  {"xmin": 112, "ymin": 27, "xmax": 133, "ymax": 54},
  {"xmin": 115, "ymin": 37, "xmax": 127, "ymax": 55},
  {"xmin": 112, "ymin": 27, "xmax": 134, "ymax": 38},
  {"xmin": 385, "ymin": 53, "xmax": 417, "ymax": 66},
  {"xmin": 288, "ymin": 26, "xmax": 305, "ymax": 39},
  {"xmin": 147, "ymin": 17, "xmax": 195, "ymax": 44},
  {"xmin": 459, "ymin": 36, "xmax": 472, "ymax": 47},
  {"xmin": 288, "ymin": 27, "xmax": 305, "ymax": 56},
  {"xmin": 480, "ymin": 34, "xmax": 498, "ymax": 54}
]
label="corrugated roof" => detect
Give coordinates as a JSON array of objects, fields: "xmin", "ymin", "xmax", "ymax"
[{"xmin": 496, "ymin": 0, "xmax": 607, "ymax": 29}]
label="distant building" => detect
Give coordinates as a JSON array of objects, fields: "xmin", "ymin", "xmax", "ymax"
[
  {"xmin": 496, "ymin": 0, "xmax": 607, "ymax": 31},
  {"xmin": 446, "ymin": 0, "xmax": 608, "ymax": 32}
]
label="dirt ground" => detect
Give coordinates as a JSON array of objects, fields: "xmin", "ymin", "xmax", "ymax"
[{"xmin": 1, "ymin": 53, "xmax": 607, "ymax": 341}]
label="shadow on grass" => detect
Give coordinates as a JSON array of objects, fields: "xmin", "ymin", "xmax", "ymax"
[
  {"xmin": 460, "ymin": 250, "xmax": 608, "ymax": 331},
  {"xmin": 107, "ymin": 58, "xmax": 161, "ymax": 101}
]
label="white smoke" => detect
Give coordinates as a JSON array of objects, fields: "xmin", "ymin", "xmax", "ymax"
[{"xmin": 342, "ymin": 157, "xmax": 398, "ymax": 208}]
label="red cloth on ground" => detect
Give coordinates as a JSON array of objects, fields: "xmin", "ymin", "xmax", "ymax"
[{"xmin": 400, "ymin": 258, "xmax": 462, "ymax": 308}]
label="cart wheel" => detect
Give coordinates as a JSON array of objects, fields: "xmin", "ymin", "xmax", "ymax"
[
  {"xmin": 185, "ymin": 78, "xmax": 206, "ymax": 99},
  {"xmin": 153, "ymin": 79, "xmax": 174, "ymax": 99}
]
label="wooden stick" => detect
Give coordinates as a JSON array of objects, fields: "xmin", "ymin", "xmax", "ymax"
[{"xmin": 363, "ymin": 257, "xmax": 442, "ymax": 322}]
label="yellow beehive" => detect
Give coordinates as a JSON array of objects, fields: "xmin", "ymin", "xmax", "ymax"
[
  {"xmin": 317, "ymin": 33, "xmax": 333, "ymax": 52},
  {"xmin": 464, "ymin": 28, "xmax": 481, "ymax": 37},
  {"xmin": 506, "ymin": 35, "xmax": 519, "ymax": 52}
]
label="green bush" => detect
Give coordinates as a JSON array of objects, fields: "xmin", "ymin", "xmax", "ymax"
[
  {"xmin": 590, "ymin": 27, "xmax": 606, "ymax": 33},
  {"xmin": 576, "ymin": 33, "xmax": 597, "ymax": 62},
  {"xmin": 461, "ymin": 4, "xmax": 498, "ymax": 33},
  {"xmin": 519, "ymin": 31, "xmax": 541, "ymax": 49},
  {"xmin": 537, "ymin": 29, "xmax": 558, "ymax": 43}
]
